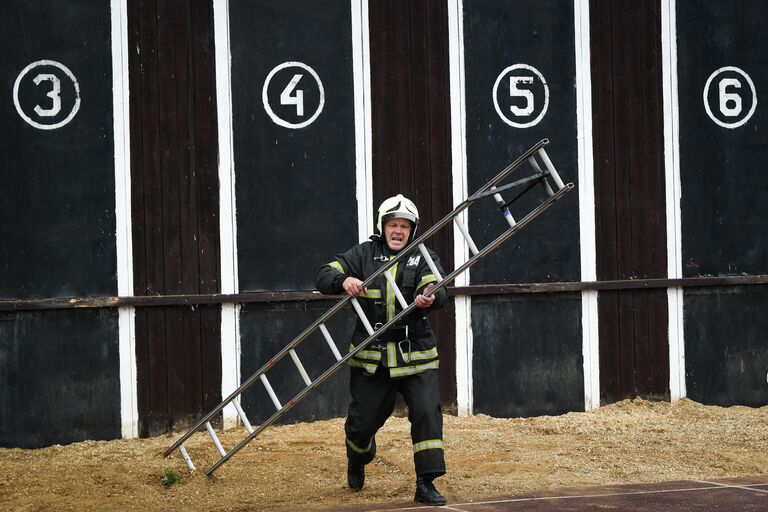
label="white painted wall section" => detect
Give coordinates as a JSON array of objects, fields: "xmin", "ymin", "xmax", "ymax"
[
  {"xmin": 351, "ymin": 0, "xmax": 374, "ymax": 241},
  {"xmin": 448, "ymin": 0, "xmax": 474, "ymax": 417},
  {"xmin": 112, "ymin": 0, "xmax": 138, "ymax": 439},
  {"xmin": 574, "ymin": 0, "xmax": 600, "ymax": 411},
  {"xmin": 661, "ymin": 0, "xmax": 686, "ymax": 401},
  {"xmin": 213, "ymin": 0, "xmax": 241, "ymax": 429}
]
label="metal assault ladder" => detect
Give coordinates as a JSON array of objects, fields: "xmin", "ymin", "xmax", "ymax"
[{"xmin": 164, "ymin": 138, "xmax": 573, "ymax": 475}]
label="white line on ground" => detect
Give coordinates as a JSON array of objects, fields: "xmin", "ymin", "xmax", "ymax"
[{"xmin": 365, "ymin": 480, "xmax": 768, "ymax": 511}]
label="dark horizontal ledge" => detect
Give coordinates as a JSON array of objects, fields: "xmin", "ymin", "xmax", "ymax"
[{"xmin": 1, "ymin": 275, "xmax": 767, "ymax": 312}]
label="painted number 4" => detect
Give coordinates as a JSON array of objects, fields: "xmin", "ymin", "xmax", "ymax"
[{"xmin": 280, "ymin": 74, "xmax": 304, "ymax": 116}]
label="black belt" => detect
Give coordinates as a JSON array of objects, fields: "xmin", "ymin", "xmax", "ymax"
[{"xmin": 369, "ymin": 327, "xmax": 407, "ymax": 351}]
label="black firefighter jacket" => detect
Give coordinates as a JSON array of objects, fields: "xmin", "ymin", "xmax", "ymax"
[{"xmin": 314, "ymin": 236, "xmax": 448, "ymax": 378}]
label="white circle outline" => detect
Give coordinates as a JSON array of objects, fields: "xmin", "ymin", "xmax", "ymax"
[
  {"xmin": 492, "ymin": 64, "xmax": 549, "ymax": 128},
  {"xmin": 13, "ymin": 59, "xmax": 81, "ymax": 130},
  {"xmin": 262, "ymin": 61, "xmax": 325, "ymax": 129},
  {"xmin": 703, "ymin": 66, "xmax": 757, "ymax": 129}
]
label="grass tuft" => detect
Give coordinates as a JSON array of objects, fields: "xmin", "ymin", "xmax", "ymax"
[{"xmin": 161, "ymin": 468, "xmax": 183, "ymax": 488}]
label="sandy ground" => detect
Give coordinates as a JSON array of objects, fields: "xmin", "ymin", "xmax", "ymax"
[{"xmin": 1, "ymin": 398, "xmax": 767, "ymax": 511}]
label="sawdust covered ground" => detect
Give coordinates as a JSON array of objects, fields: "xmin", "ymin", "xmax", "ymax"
[{"xmin": 1, "ymin": 398, "xmax": 767, "ymax": 511}]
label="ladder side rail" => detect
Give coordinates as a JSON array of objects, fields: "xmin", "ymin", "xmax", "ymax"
[
  {"xmin": 204, "ymin": 182, "xmax": 574, "ymax": 475},
  {"xmin": 468, "ymin": 139, "xmax": 549, "ymax": 200}
]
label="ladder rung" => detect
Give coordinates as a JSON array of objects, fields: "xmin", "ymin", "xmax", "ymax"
[
  {"xmin": 453, "ymin": 218, "xmax": 480, "ymax": 255},
  {"xmin": 319, "ymin": 323, "xmax": 342, "ymax": 361},
  {"xmin": 491, "ymin": 186, "xmax": 516, "ymax": 227},
  {"xmin": 205, "ymin": 422, "xmax": 227, "ymax": 458},
  {"xmin": 417, "ymin": 243, "xmax": 444, "ymax": 283},
  {"xmin": 289, "ymin": 348, "xmax": 312, "ymax": 386},
  {"xmin": 527, "ymin": 157, "xmax": 555, "ymax": 197},
  {"xmin": 538, "ymin": 147, "xmax": 566, "ymax": 190},
  {"xmin": 259, "ymin": 374, "xmax": 283, "ymax": 411},
  {"xmin": 350, "ymin": 297, "xmax": 375, "ymax": 335},
  {"xmin": 232, "ymin": 398, "xmax": 254, "ymax": 434},
  {"xmin": 384, "ymin": 269, "xmax": 409, "ymax": 309},
  {"xmin": 178, "ymin": 444, "xmax": 196, "ymax": 471}
]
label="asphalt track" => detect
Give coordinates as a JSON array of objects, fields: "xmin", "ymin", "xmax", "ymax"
[{"xmin": 338, "ymin": 476, "xmax": 768, "ymax": 511}]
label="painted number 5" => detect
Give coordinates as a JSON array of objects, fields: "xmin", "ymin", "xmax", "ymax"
[
  {"xmin": 509, "ymin": 76, "xmax": 534, "ymax": 116},
  {"xmin": 33, "ymin": 73, "xmax": 62, "ymax": 117},
  {"xmin": 280, "ymin": 74, "xmax": 304, "ymax": 116}
]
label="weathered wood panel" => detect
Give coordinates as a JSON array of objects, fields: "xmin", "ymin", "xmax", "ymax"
[
  {"xmin": 128, "ymin": 0, "xmax": 221, "ymax": 436},
  {"xmin": 0, "ymin": 1, "xmax": 117, "ymax": 299},
  {"xmin": 590, "ymin": 0, "xmax": 669, "ymax": 403},
  {"xmin": 471, "ymin": 293, "xmax": 584, "ymax": 418},
  {"xmin": 0, "ymin": 310, "xmax": 121, "ymax": 448},
  {"xmin": 230, "ymin": 0, "xmax": 359, "ymax": 293},
  {"xmin": 369, "ymin": 0, "xmax": 456, "ymax": 405}
]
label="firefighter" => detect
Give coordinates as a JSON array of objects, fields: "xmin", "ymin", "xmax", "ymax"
[{"xmin": 314, "ymin": 194, "xmax": 448, "ymax": 505}]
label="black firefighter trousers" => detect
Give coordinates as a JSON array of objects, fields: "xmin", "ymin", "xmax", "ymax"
[{"xmin": 345, "ymin": 365, "xmax": 445, "ymax": 478}]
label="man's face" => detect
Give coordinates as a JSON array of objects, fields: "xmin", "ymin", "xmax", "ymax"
[{"xmin": 383, "ymin": 218, "xmax": 412, "ymax": 252}]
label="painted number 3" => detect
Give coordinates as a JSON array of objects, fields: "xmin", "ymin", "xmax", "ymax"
[{"xmin": 33, "ymin": 74, "xmax": 62, "ymax": 117}]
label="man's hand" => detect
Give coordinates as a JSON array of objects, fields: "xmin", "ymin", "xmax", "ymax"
[
  {"xmin": 414, "ymin": 283, "xmax": 436, "ymax": 309},
  {"xmin": 342, "ymin": 276, "xmax": 366, "ymax": 297}
]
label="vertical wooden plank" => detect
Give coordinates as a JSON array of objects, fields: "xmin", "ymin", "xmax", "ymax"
[
  {"xmin": 592, "ymin": 0, "xmax": 669, "ymax": 403},
  {"xmin": 369, "ymin": 0, "xmax": 454, "ymax": 405},
  {"xmin": 129, "ymin": 0, "xmax": 220, "ymax": 436}
]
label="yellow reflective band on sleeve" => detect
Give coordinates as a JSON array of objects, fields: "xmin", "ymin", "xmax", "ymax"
[
  {"xmin": 359, "ymin": 289, "xmax": 382, "ymax": 299},
  {"xmin": 387, "ymin": 342, "xmax": 397, "ymax": 367},
  {"xmin": 329, "ymin": 260, "xmax": 345, "ymax": 273},
  {"xmin": 408, "ymin": 346, "xmax": 438, "ymax": 361},
  {"xmin": 389, "ymin": 360, "xmax": 439, "ymax": 377},
  {"xmin": 386, "ymin": 262, "xmax": 399, "ymax": 321},
  {"xmin": 346, "ymin": 437, "xmax": 373, "ymax": 455},
  {"xmin": 413, "ymin": 439, "xmax": 444, "ymax": 453},
  {"xmin": 417, "ymin": 274, "xmax": 437, "ymax": 290}
]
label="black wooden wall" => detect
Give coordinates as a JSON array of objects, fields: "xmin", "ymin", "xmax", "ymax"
[
  {"xmin": 0, "ymin": 0, "xmax": 122, "ymax": 448},
  {"xmin": 461, "ymin": 0, "xmax": 584, "ymax": 417},
  {"xmin": 230, "ymin": 0, "xmax": 360, "ymax": 422},
  {"xmin": 676, "ymin": 0, "xmax": 768, "ymax": 406},
  {"xmin": 128, "ymin": 0, "xmax": 222, "ymax": 437},
  {"xmin": 369, "ymin": 0, "xmax": 456, "ymax": 406},
  {"xmin": 590, "ymin": 0, "xmax": 669, "ymax": 403}
]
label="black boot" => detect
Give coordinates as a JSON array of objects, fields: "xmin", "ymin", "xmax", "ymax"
[
  {"xmin": 347, "ymin": 462, "xmax": 365, "ymax": 491},
  {"xmin": 414, "ymin": 476, "xmax": 446, "ymax": 505}
]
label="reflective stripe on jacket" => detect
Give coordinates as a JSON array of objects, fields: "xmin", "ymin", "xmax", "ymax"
[{"xmin": 314, "ymin": 237, "xmax": 447, "ymax": 377}]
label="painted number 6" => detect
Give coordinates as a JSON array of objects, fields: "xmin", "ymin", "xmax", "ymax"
[{"xmin": 718, "ymin": 78, "xmax": 742, "ymax": 117}]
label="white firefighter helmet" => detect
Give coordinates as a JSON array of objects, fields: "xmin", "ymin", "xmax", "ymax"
[{"xmin": 375, "ymin": 194, "xmax": 419, "ymax": 239}]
